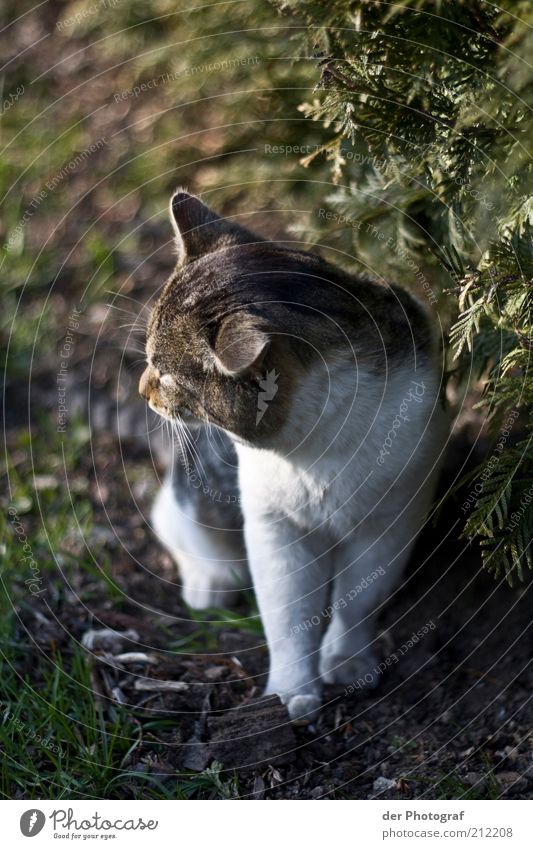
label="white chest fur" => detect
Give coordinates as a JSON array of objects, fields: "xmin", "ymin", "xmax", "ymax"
[{"xmin": 235, "ymin": 357, "xmax": 446, "ymax": 534}]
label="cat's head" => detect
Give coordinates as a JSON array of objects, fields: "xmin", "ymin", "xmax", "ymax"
[
  {"xmin": 139, "ymin": 190, "xmax": 320, "ymax": 445},
  {"xmin": 139, "ymin": 190, "xmax": 431, "ymax": 446}
]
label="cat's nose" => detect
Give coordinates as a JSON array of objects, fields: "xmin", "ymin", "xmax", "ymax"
[{"xmin": 139, "ymin": 365, "xmax": 160, "ymax": 400}]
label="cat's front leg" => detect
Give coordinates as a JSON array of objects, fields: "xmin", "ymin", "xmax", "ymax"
[{"xmin": 243, "ymin": 516, "xmax": 330, "ymax": 721}]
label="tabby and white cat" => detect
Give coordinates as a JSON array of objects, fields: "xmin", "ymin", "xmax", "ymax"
[{"xmin": 140, "ymin": 191, "xmax": 448, "ymax": 720}]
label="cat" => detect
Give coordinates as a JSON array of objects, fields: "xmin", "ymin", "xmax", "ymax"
[{"xmin": 140, "ymin": 190, "xmax": 449, "ymax": 720}]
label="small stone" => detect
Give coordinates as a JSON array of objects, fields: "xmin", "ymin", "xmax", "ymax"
[
  {"xmin": 373, "ymin": 776, "xmax": 397, "ymax": 794},
  {"xmin": 464, "ymin": 772, "xmax": 486, "ymax": 792},
  {"xmin": 204, "ymin": 666, "xmax": 227, "ymax": 681},
  {"xmin": 496, "ymin": 771, "xmax": 528, "ymax": 794},
  {"xmin": 309, "ymin": 786, "xmax": 326, "ymax": 798},
  {"xmin": 501, "ymin": 745, "xmax": 519, "ymax": 762}
]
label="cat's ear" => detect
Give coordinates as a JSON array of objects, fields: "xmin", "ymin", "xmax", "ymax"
[
  {"xmin": 213, "ymin": 312, "xmax": 269, "ymax": 376},
  {"xmin": 170, "ymin": 190, "xmax": 261, "ymax": 263}
]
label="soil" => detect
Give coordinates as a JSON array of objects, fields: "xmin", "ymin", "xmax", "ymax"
[
  {"xmin": 4, "ymin": 0, "xmax": 531, "ymax": 802},
  {"xmin": 13, "ymin": 377, "xmax": 533, "ymax": 798}
]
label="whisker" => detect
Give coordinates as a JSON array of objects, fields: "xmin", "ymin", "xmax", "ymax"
[
  {"xmin": 143, "ymin": 411, "xmax": 167, "ymax": 436},
  {"xmin": 174, "ymin": 416, "xmax": 206, "ymax": 482},
  {"xmin": 105, "ymin": 290, "xmax": 152, "ymax": 313},
  {"xmin": 105, "ymin": 303, "xmax": 139, "ymax": 320},
  {"xmin": 177, "ymin": 424, "xmax": 196, "ymax": 478},
  {"xmin": 108, "ymin": 343, "xmax": 146, "ymax": 355},
  {"xmin": 112, "ymin": 343, "xmax": 147, "ymax": 357},
  {"xmin": 127, "ymin": 356, "xmax": 149, "ymax": 369},
  {"xmin": 118, "ymin": 322, "xmax": 147, "ymax": 333},
  {"xmin": 180, "ymin": 420, "xmax": 208, "ymax": 481},
  {"xmin": 171, "ymin": 419, "xmax": 190, "ymax": 477}
]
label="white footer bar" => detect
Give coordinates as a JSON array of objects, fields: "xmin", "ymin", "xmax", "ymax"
[{"xmin": 4, "ymin": 799, "xmax": 531, "ymax": 848}]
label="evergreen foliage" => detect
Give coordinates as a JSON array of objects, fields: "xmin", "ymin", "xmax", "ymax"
[
  {"xmin": 272, "ymin": 0, "xmax": 533, "ymax": 582},
  {"xmin": 3, "ymin": 0, "xmax": 532, "ymax": 582}
]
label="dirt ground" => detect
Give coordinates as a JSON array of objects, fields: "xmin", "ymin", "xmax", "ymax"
[
  {"xmin": 16, "ymin": 319, "xmax": 533, "ymax": 798},
  {"xmin": 4, "ymin": 198, "xmax": 530, "ymax": 798},
  {"xmin": 2, "ymin": 0, "xmax": 531, "ymax": 803}
]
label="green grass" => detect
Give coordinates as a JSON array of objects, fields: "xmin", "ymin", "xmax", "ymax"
[
  {"xmin": 5, "ymin": 0, "xmax": 520, "ymax": 801},
  {"xmin": 408, "ymin": 764, "xmax": 502, "ymax": 801},
  {"xmin": 0, "ymin": 648, "xmax": 242, "ymax": 798},
  {"xmin": 1, "ymin": 410, "xmax": 254, "ymax": 798}
]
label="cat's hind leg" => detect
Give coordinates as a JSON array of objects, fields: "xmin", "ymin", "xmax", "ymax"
[
  {"xmin": 319, "ymin": 496, "xmax": 428, "ymax": 688},
  {"xmin": 320, "ymin": 410, "xmax": 445, "ymax": 688},
  {"xmin": 151, "ymin": 427, "xmax": 247, "ymax": 609}
]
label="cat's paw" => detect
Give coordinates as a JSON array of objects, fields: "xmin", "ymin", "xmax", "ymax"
[
  {"xmin": 286, "ymin": 693, "xmax": 322, "ymax": 721},
  {"xmin": 265, "ymin": 682, "xmax": 322, "ymax": 721},
  {"xmin": 284, "ymin": 693, "xmax": 322, "ymax": 722},
  {"xmin": 319, "ymin": 649, "xmax": 380, "ymax": 688}
]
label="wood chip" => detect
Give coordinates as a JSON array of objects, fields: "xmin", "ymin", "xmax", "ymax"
[
  {"xmin": 82, "ymin": 628, "xmax": 139, "ymax": 652},
  {"xmin": 112, "ymin": 652, "xmax": 157, "ymax": 665},
  {"xmin": 252, "ymin": 775, "xmax": 266, "ymax": 799},
  {"xmin": 181, "ymin": 695, "xmax": 296, "ymax": 772},
  {"xmin": 133, "ymin": 679, "xmax": 189, "ymax": 693},
  {"xmin": 111, "ymin": 687, "xmax": 127, "ymax": 705}
]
